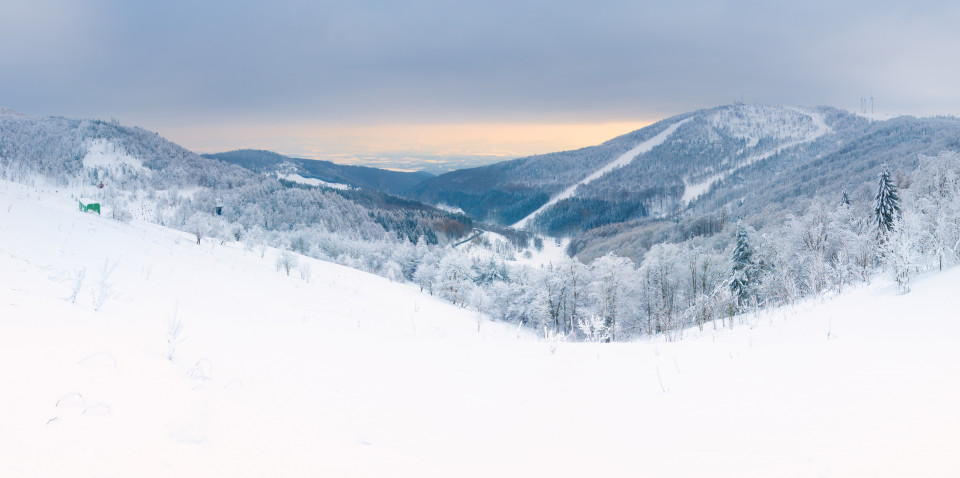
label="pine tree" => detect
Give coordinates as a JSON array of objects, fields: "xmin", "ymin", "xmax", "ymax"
[
  {"xmin": 730, "ymin": 222, "xmax": 756, "ymax": 310},
  {"xmin": 874, "ymin": 168, "xmax": 901, "ymax": 241}
]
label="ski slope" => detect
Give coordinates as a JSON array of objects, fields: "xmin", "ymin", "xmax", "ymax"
[
  {"xmin": 2, "ymin": 178, "xmax": 960, "ymax": 477},
  {"xmin": 682, "ymin": 106, "xmax": 832, "ymax": 204},
  {"xmin": 512, "ymin": 118, "xmax": 692, "ymax": 229}
]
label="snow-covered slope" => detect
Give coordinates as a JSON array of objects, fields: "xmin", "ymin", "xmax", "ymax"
[
  {"xmin": 413, "ymin": 104, "xmax": 852, "ymax": 235},
  {"xmin": 512, "ymin": 118, "xmax": 692, "ymax": 229},
  {"xmin": 3, "ymin": 179, "xmax": 959, "ymax": 477},
  {"xmin": 681, "ymin": 105, "xmax": 831, "ymax": 203}
]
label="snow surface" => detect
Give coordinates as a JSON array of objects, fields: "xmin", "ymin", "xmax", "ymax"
[
  {"xmin": 82, "ymin": 139, "xmax": 148, "ymax": 177},
  {"xmin": 682, "ymin": 106, "xmax": 831, "ymax": 204},
  {"xmin": 3, "ymin": 178, "xmax": 960, "ymax": 477},
  {"xmin": 512, "ymin": 118, "xmax": 692, "ymax": 229},
  {"xmin": 459, "ymin": 230, "xmax": 570, "ymax": 268},
  {"xmin": 277, "ymin": 173, "xmax": 350, "ymax": 190}
]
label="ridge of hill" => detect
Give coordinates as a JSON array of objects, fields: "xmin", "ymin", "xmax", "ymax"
[{"xmin": 204, "ymin": 149, "xmax": 434, "ymax": 196}]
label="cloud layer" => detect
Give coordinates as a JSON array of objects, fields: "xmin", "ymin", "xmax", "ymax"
[{"xmin": 3, "ymin": 0, "xmax": 960, "ymax": 166}]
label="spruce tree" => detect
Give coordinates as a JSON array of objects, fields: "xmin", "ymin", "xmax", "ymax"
[
  {"xmin": 730, "ymin": 222, "xmax": 756, "ymax": 310},
  {"xmin": 874, "ymin": 168, "xmax": 901, "ymax": 241}
]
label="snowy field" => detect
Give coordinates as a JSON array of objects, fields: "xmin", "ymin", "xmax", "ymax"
[{"xmin": 2, "ymin": 178, "xmax": 959, "ymax": 477}]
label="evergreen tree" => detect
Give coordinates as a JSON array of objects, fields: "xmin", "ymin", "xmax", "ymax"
[
  {"xmin": 874, "ymin": 168, "xmax": 901, "ymax": 241},
  {"xmin": 730, "ymin": 222, "xmax": 757, "ymax": 310}
]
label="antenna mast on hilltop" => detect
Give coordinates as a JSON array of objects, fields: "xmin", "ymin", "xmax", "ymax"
[{"xmin": 860, "ymin": 96, "xmax": 876, "ymax": 114}]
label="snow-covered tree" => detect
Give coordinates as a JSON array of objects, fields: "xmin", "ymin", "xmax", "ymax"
[
  {"xmin": 184, "ymin": 212, "xmax": 212, "ymax": 244},
  {"xmin": 730, "ymin": 222, "xmax": 757, "ymax": 310},
  {"xmin": 875, "ymin": 168, "xmax": 901, "ymax": 242},
  {"xmin": 275, "ymin": 249, "xmax": 299, "ymax": 276},
  {"xmin": 413, "ymin": 250, "xmax": 440, "ymax": 294},
  {"xmin": 435, "ymin": 251, "xmax": 474, "ymax": 306},
  {"xmin": 589, "ymin": 253, "xmax": 637, "ymax": 341}
]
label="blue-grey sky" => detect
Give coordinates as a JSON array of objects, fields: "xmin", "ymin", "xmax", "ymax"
[{"xmin": 3, "ymin": 0, "xmax": 960, "ymax": 171}]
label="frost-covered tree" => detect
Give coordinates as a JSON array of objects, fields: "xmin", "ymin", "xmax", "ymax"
[
  {"xmin": 435, "ymin": 251, "xmax": 474, "ymax": 306},
  {"xmin": 589, "ymin": 253, "xmax": 637, "ymax": 341},
  {"xmin": 882, "ymin": 212, "xmax": 927, "ymax": 294},
  {"xmin": 184, "ymin": 212, "xmax": 212, "ymax": 244},
  {"xmin": 413, "ymin": 250, "xmax": 440, "ymax": 294},
  {"xmin": 875, "ymin": 168, "xmax": 901, "ymax": 242},
  {"xmin": 730, "ymin": 222, "xmax": 757, "ymax": 310},
  {"xmin": 639, "ymin": 243, "xmax": 685, "ymax": 335},
  {"xmin": 275, "ymin": 249, "xmax": 299, "ymax": 276}
]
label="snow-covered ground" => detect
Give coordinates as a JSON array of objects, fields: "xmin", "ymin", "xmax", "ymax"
[
  {"xmin": 2, "ymin": 178, "xmax": 959, "ymax": 477},
  {"xmin": 512, "ymin": 118, "xmax": 692, "ymax": 229},
  {"xmin": 277, "ymin": 173, "xmax": 350, "ymax": 190},
  {"xmin": 82, "ymin": 139, "xmax": 148, "ymax": 177}
]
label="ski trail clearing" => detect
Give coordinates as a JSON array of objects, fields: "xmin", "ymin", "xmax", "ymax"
[
  {"xmin": 513, "ymin": 118, "xmax": 692, "ymax": 229},
  {"xmin": 682, "ymin": 106, "xmax": 831, "ymax": 204}
]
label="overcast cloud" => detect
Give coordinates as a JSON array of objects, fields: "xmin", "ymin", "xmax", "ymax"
[{"xmin": 3, "ymin": 0, "xmax": 960, "ymax": 166}]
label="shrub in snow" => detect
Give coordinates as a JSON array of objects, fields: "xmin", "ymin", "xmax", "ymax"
[
  {"xmin": 67, "ymin": 268, "xmax": 86, "ymax": 304},
  {"xmin": 276, "ymin": 249, "xmax": 299, "ymax": 276},
  {"xmin": 299, "ymin": 261, "xmax": 312, "ymax": 283},
  {"xmin": 577, "ymin": 314, "xmax": 611, "ymax": 343},
  {"xmin": 91, "ymin": 260, "xmax": 117, "ymax": 312},
  {"xmin": 166, "ymin": 313, "xmax": 185, "ymax": 361}
]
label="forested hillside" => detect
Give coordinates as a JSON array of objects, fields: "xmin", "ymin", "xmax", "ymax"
[
  {"xmin": 4, "ymin": 105, "xmax": 959, "ymax": 345},
  {"xmin": 205, "ymin": 149, "xmax": 433, "ymax": 195},
  {"xmin": 574, "ymin": 112, "xmax": 960, "ymax": 262},
  {"xmin": 413, "ymin": 106, "xmax": 959, "ymax": 247},
  {"xmin": 0, "ymin": 110, "xmax": 472, "ymax": 272}
]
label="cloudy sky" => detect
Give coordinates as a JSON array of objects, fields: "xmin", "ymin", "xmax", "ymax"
[{"xmin": 3, "ymin": 0, "xmax": 960, "ymax": 172}]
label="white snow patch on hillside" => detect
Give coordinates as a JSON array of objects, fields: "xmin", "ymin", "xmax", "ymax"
[
  {"xmin": 435, "ymin": 203, "xmax": 465, "ymax": 215},
  {"xmin": 3, "ymin": 178, "xmax": 960, "ymax": 477},
  {"xmin": 683, "ymin": 106, "xmax": 832, "ymax": 204},
  {"xmin": 514, "ymin": 236, "xmax": 570, "ymax": 267},
  {"xmin": 513, "ymin": 118, "xmax": 692, "ymax": 229},
  {"xmin": 681, "ymin": 172, "xmax": 724, "ymax": 203},
  {"xmin": 711, "ymin": 104, "xmax": 825, "ymax": 148},
  {"xmin": 277, "ymin": 173, "xmax": 350, "ymax": 190},
  {"xmin": 81, "ymin": 139, "xmax": 149, "ymax": 181}
]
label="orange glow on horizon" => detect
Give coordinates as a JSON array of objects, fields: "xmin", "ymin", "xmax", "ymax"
[{"xmin": 158, "ymin": 119, "xmax": 659, "ymax": 168}]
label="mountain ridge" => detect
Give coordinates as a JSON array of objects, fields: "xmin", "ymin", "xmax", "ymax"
[
  {"xmin": 204, "ymin": 149, "xmax": 433, "ymax": 196},
  {"xmin": 408, "ymin": 104, "xmax": 960, "ymax": 260}
]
